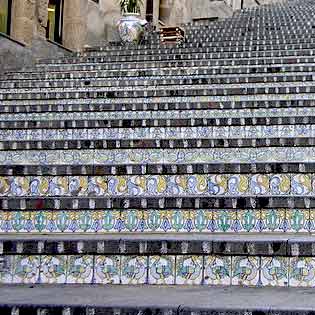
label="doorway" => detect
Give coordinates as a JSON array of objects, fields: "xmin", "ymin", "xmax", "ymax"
[
  {"xmin": 0, "ymin": 0, "xmax": 12, "ymax": 35},
  {"xmin": 47, "ymin": 0, "xmax": 64, "ymax": 43},
  {"xmin": 146, "ymin": 0, "xmax": 154, "ymax": 22}
]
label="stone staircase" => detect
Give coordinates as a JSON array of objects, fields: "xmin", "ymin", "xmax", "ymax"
[{"xmin": 1, "ymin": 0, "xmax": 315, "ymax": 314}]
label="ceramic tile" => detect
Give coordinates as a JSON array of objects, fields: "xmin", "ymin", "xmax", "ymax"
[
  {"xmin": 4, "ymin": 174, "xmax": 315, "ymax": 198},
  {"xmin": 307, "ymin": 209, "xmax": 315, "ymax": 233},
  {"xmin": 250, "ymin": 175, "xmax": 270, "ymax": 195},
  {"xmin": 69, "ymin": 176, "xmax": 88, "ymax": 196},
  {"xmin": 289, "ymin": 257, "xmax": 315, "ymax": 287},
  {"xmin": 176, "ymin": 256, "xmax": 203, "ymax": 285},
  {"xmin": 1, "ymin": 147, "xmax": 315, "ymax": 166},
  {"xmin": 40, "ymin": 255, "xmax": 67, "ymax": 284},
  {"xmin": 12, "ymin": 255, "xmax": 40, "ymax": 284},
  {"xmin": 0, "ymin": 255, "xmax": 14, "ymax": 283},
  {"xmin": 66, "ymin": 255, "xmax": 94, "ymax": 284},
  {"xmin": 204, "ymin": 256, "xmax": 231, "ymax": 286},
  {"xmin": 94, "ymin": 256, "xmax": 121, "ymax": 284},
  {"xmin": 260, "ymin": 209, "xmax": 286, "ymax": 233},
  {"xmin": 238, "ymin": 209, "xmax": 260, "ymax": 233},
  {"xmin": 286, "ymin": 209, "xmax": 309, "ymax": 233},
  {"xmin": 291, "ymin": 174, "xmax": 312, "ymax": 195},
  {"xmin": 260, "ymin": 257, "xmax": 289, "ymax": 287},
  {"xmin": 269, "ymin": 174, "xmax": 291, "ymax": 195},
  {"xmin": 148, "ymin": 256, "xmax": 175, "ymax": 285},
  {"xmin": 208, "ymin": 175, "xmax": 228, "ymax": 195},
  {"xmin": 3, "ymin": 107, "xmax": 315, "ymax": 122},
  {"xmin": 211, "ymin": 209, "xmax": 237, "ymax": 233},
  {"xmin": 121, "ymin": 256, "xmax": 148, "ymax": 285},
  {"xmin": 231, "ymin": 256, "xmax": 260, "ymax": 286},
  {"xmin": 120, "ymin": 210, "xmax": 143, "ymax": 232}
]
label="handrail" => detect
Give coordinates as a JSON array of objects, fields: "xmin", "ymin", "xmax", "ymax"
[
  {"xmin": 158, "ymin": 19, "xmax": 166, "ymax": 26},
  {"xmin": 241, "ymin": 0, "xmax": 260, "ymax": 9}
]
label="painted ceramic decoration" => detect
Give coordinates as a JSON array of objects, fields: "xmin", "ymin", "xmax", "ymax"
[{"xmin": 117, "ymin": 13, "xmax": 146, "ymax": 44}]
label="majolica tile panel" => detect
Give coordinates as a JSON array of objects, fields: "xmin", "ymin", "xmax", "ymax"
[
  {"xmin": 176, "ymin": 256, "xmax": 203, "ymax": 285},
  {"xmin": 148, "ymin": 256, "xmax": 175, "ymax": 285},
  {"xmin": 12, "ymin": 256, "xmax": 41, "ymax": 284},
  {"xmin": 1, "ymin": 147, "xmax": 315, "ymax": 166},
  {"xmin": 94, "ymin": 256, "xmax": 121, "ymax": 284},
  {"xmin": 260, "ymin": 257, "xmax": 289, "ymax": 287},
  {"xmin": 121, "ymin": 256, "xmax": 148, "ymax": 285},
  {"xmin": 2, "ymin": 125, "xmax": 315, "ymax": 142},
  {"xmin": 0, "ymin": 254, "xmax": 314, "ymax": 287},
  {"xmin": 1, "ymin": 106, "xmax": 315, "ymax": 121},
  {"xmin": 0, "ymin": 209, "xmax": 314, "ymax": 234},
  {"xmin": 40, "ymin": 255, "xmax": 67, "ymax": 284},
  {"xmin": 2, "ymin": 174, "xmax": 315, "ymax": 197}
]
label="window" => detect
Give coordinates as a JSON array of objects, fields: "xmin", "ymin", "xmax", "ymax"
[
  {"xmin": 47, "ymin": 0, "xmax": 64, "ymax": 43},
  {"xmin": 0, "ymin": 0, "xmax": 12, "ymax": 35}
]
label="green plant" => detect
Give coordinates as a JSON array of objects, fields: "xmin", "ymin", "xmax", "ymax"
[{"xmin": 118, "ymin": 0, "xmax": 143, "ymax": 13}]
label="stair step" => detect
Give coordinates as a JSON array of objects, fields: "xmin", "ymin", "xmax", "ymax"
[{"xmin": 0, "ymin": 285, "xmax": 314, "ymax": 312}]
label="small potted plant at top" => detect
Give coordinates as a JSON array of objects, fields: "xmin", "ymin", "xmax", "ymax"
[{"xmin": 117, "ymin": 0, "xmax": 147, "ymax": 44}]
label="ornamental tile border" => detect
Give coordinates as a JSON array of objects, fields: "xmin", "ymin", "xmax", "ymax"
[
  {"xmin": 4, "ymin": 81, "xmax": 315, "ymax": 95},
  {"xmin": 2, "ymin": 125, "xmax": 315, "ymax": 142},
  {"xmin": 0, "ymin": 174, "xmax": 314, "ymax": 197},
  {"xmin": 1, "ymin": 147, "xmax": 315, "ymax": 165},
  {"xmin": 0, "ymin": 107, "xmax": 315, "ymax": 122},
  {"xmin": 1, "ymin": 254, "xmax": 315, "ymax": 287},
  {"xmin": 2, "ymin": 93, "xmax": 315, "ymax": 106},
  {"xmin": 0, "ymin": 208, "xmax": 312, "ymax": 234}
]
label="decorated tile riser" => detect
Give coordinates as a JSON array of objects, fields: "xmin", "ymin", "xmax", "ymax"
[
  {"xmin": 1, "ymin": 255, "xmax": 314, "ymax": 287},
  {"xmin": 3, "ymin": 93, "xmax": 315, "ymax": 106},
  {"xmin": 30, "ymin": 49, "xmax": 315, "ymax": 65},
  {"xmin": 0, "ymin": 74, "xmax": 313, "ymax": 92},
  {"xmin": 2, "ymin": 125, "xmax": 315, "ymax": 141},
  {"xmin": 0, "ymin": 208, "xmax": 312, "ymax": 233},
  {"xmin": 0, "ymin": 174, "xmax": 315, "ymax": 197},
  {"xmin": 1, "ymin": 147, "xmax": 315, "ymax": 166},
  {"xmin": 2, "ymin": 106, "xmax": 315, "ymax": 121}
]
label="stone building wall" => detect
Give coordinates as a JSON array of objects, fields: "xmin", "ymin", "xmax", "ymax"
[{"xmin": 192, "ymin": 0, "xmax": 234, "ymax": 19}]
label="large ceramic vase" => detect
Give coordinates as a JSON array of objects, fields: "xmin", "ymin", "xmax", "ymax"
[{"xmin": 117, "ymin": 13, "xmax": 146, "ymax": 44}]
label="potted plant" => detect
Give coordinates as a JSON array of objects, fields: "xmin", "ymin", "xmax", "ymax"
[
  {"xmin": 119, "ymin": 0, "xmax": 143, "ymax": 13},
  {"xmin": 117, "ymin": 0, "xmax": 147, "ymax": 44}
]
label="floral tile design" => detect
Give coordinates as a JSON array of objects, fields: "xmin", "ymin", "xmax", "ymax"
[
  {"xmin": 40, "ymin": 255, "xmax": 67, "ymax": 284},
  {"xmin": 12, "ymin": 255, "xmax": 41, "ymax": 284},
  {"xmin": 260, "ymin": 257, "xmax": 289, "ymax": 287},
  {"xmin": 2, "ymin": 174, "xmax": 315, "ymax": 198},
  {"xmin": 211, "ymin": 209, "xmax": 237, "ymax": 233},
  {"xmin": 0, "ymin": 208, "xmax": 314, "ymax": 234},
  {"xmin": 204, "ymin": 256, "xmax": 231, "ymax": 286},
  {"xmin": 289, "ymin": 257, "xmax": 315, "ymax": 287},
  {"xmin": 148, "ymin": 256, "xmax": 175, "ymax": 285},
  {"xmin": 120, "ymin": 210, "xmax": 144, "ymax": 232},
  {"xmin": 176, "ymin": 256, "xmax": 203, "ymax": 285},
  {"xmin": 307, "ymin": 209, "xmax": 315, "ymax": 232},
  {"xmin": 286, "ymin": 209, "xmax": 310, "ymax": 233},
  {"xmin": 94, "ymin": 256, "xmax": 121, "ymax": 284},
  {"xmin": 2, "ymin": 147, "xmax": 315, "ymax": 166},
  {"xmin": 121, "ymin": 256, "xmax": 148, "ymax": 285},
  {"xmin": 66, "ymin": 256, "xmax": 94, "ymax": 284},
  {"xmin": 238, "ymin": 209, "xmax": 260, "ymax": 233},
  {"xmin": 260, "ymin": 209, "xmax": 286, "ymax": 233},
  {"xmin": 231, "ymin": 256, "xmax": 260, "ymax": 286},
  {"xmin": 0, "ymin": 255, "xmax": 14, "ymax": 283}
]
